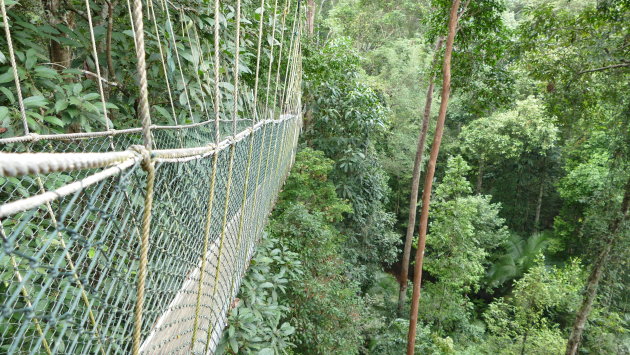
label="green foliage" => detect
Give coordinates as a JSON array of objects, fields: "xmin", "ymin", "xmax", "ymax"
[
  {"xmin": 218, "ymin": 235, "xmax": 301, "ymax": 354},
  {"xmin": 0, "ymin": 0, "xmax": 294, "ymax": 135},
  {"xmin": 486, "ymin": 232, "xmax": 552, "ymax": 288},
  {"xmin": 302, "ymin": 38, "xmax": 400, "ymax": 287},
  {"xmin": 368, "ymin": 319, "xmax": 454, "ymax": 355},
  {"xmin": 459, "ymin": 97, "xmax": 558, "ymax": 164},
  {"xmin": 419, "ymin": 156, "xmax": 509, "ymax": 334},
  {"xmin": 482, "ymin": 256, "xmax": 585, "ymax": 354},
  {"xmin": 324, "ymin": 0, "xmax": 428, "ymax": 51},
  {"xmin": 271, "ymin": 148, "xmax": 365, "ymax": 354},
  {"xmin": 456, "ymin": 97, "xmax": 560, "ymax": 232},
  {"xmin": 430, "ymin": 0, "xmax": 514, "ymax": 116}
]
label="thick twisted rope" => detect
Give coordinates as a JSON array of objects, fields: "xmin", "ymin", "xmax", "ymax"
[
  {"xmin": 0, "ymin": 0, "xmax": 28, "ymax": 134},
  {"xmin": 130, "ymin": 0, "xmax": 152, "ymax": 148},
  {"xmin": 131, "ymin": 145, "xmax": 155, "ymax": 355},
  {"xmin": 128, "ymin": 0, "xmax": 155, "ymax": 349},
  {"xmin": 0, "ymin": 151, "xmax": 135, "ymax": 176}
]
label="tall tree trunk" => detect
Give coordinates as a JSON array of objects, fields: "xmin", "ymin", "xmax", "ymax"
[
  {"xmin": 534, "ymin": 178, "xmax": 544, "ymax": 231},
  {"xmin": 476, "ymin": 159, "xmax": 484, "ymax": 193},
  {"xmin": 406, "ymin": 1, "xmax": 461, "ymax": 353},
  {"xmin": 105, "ymin": 1, "xmax": 116, "ymax": 82},
  {"xmin": 306, "ymin": 0, "xmax": 315, "ymax": 35},
  {"xmin": 397, "ymin": 37, "xmax": 444, "ymax": 317},
  {"xmin": 565, "ymin": 177, "xmax": 630, "ymax": 355},
  {"xmin": 43, "ymin": 0, "xmax": 72, "ymax": 69}
]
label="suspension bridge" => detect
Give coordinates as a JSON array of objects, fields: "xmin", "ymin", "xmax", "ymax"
[{"xmin": 0, "ymin": 0, "xmax": 302, "ymax": 353}]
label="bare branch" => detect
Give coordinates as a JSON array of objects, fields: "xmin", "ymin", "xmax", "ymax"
[
  {"xmin": 44, "ymin": 63, "xmax": 120, "ymax": 87},
  {"xmin": 578, "ymin": 62, "xmax": 630, "ymax": 74}
]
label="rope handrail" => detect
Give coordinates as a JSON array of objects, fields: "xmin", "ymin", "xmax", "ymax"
[
  {"xmin": 0, "ymin": 118, "xmax": 255, "ymax": 145},
  {"xmin": 0, "ymin": 115, "xmax": 297, "ymax": 178}
]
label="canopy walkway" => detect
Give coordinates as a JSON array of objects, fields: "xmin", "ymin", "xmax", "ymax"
[{"xmin": 0, "ymin": 0, "xmax": 302, "ymax": 353}]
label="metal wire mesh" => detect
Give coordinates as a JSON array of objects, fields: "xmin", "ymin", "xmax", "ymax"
[
  {"xmin": 0, "ymin": 114, "xmax": 300, "ymax": 354},
  {"xmin": 0, "ymin": 0, "xmax": 303, "ymax": 352}
]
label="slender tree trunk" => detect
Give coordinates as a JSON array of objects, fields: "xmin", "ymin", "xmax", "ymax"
[
  {"xmin": 105, "ymin": 1, "xmax": 116, "ymax": 81},
  {"xmin": 534, "ymin": 178, "xmax": 544, "ymax": 231},
  {"xmin": 520, "ymin": 330, "xmax": 529, "ymax": 355},
  {"xmin": 476, "ymin": 159, "xmax": 484, "ymax": 193},
  {"xmin": 565, "ymin": 178, "xmax": 630, "ymax": 355},
  {"xmin": 397, "ymin": 37, "xmax": 444, "ymax": 317},
  {"xmin": 406, "ymin": 1, "xmax": 461, "ymax": 353},
  {"xmin": 43, "ymin": 0, "xmax": 72, "ymax": 69},
  {"xmin": 306, "ymin": 0, "xmax": 315, "ymax": 35}
]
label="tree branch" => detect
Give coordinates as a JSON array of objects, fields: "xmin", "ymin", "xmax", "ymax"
[
  {"xmin": 578, "ymin": 62, "xmax": 630, "ymax": 74},
  {"xmin": 44, "ymin": 63, "xmax": 120, "ymax": 87}
]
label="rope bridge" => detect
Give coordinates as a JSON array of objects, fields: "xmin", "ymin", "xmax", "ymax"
[{"xmin": 0, "ymin": 0, "xmax": 302, "ymax": 353}]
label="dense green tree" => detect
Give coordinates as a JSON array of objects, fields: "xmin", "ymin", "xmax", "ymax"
[
  {"xmin": 270, "ymin": 148, "xmax": 365, "ymax": 354},
  {"xmin": 480, "ymin": 257, "xmax": 585, "ymax": 355},
  {"xmin": 419, "ymin": 156, "xmax": 508, "ymax": 334},
  {"xmin": 218, "ymin": 235, "xmax": 300, "ymax": 354},
  {"xmin": 302, "ymin": 38, "xmax": 400, "ymax": 287}
]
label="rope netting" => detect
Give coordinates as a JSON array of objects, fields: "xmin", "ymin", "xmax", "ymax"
[{"xmin": 0, "ymin": 0, "xmax": 302, "ymax": 353}]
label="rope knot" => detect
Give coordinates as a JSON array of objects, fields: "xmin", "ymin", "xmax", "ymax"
[{"xmin": 130, "ymin": 145, "xmax": 153, "ymax": 171}]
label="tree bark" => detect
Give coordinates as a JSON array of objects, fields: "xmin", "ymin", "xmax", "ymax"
[
  {"xmin": 43, "ymin": 0, "xmax": 72, "ymax": 69},
  {"xmin": 306, "ymin": 0, "xmax": 315, "ymax": 35},
  {"xmin": 521, "ymin": 330, "xmax": 529, "ymax": 355},
  {"xmin": 397, "ymin": 37, "xmax": 444, "ymax": 317},
  {"xmin": 534, "ymin": 178, "xmax": 544, "ymax": 231},
  {"xmin": 105, "ymin": 1, "xmax": 116, "ymax": 81},
  {"xmin": 406, "ymin": 1, "xmax": 461, "ymax": 353},
  {"xmin": 565, "ymin": 177, "xmax": 630, "ymax": 355},
  {"xmin": 476, "ymin": 159, "xmax": 484, "ymax": 193}
]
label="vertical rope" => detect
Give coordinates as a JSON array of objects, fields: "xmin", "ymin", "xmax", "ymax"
[
  {"xmin": 263, "ymin": 0, "xmax": 280, "ymax": 119},
  {"xmin": 130, "ymin": 0, "xmax": 152, "ymax": 148},
  {"xmin": 0, "ymin": 0, "xmax": 28, "ymax": 134},
  {"xmin": 271, "ymin": 0, "xmax": 291, "ymax": 119},
  {"xmin": 182, "ymin": 10, "xmax": 212, "ymax": 120},
  {"xmin": 281, "ymin": 6, "xmax": 300, "ymax": 112},
  {"xmin": 0, "ymin": 225, "xmax": 52, "ymax": 355},
  {"xmin": 227, "ymin": 0, "xmax": 251, "ymax": 301},
  {"xmin": 232, "ymin": 0, "xmax": 241, "ymax": 135},
  {"xmin": 229, "ymin": 133, "xmax": 254, "ymax": 298},
  {"xmin": 161, "ymin": 0, "xmax": 196, "ymax": 123},
  {"xmin": 269, "ymin": 4, "xmax": 299, "ymax": 198},
  {"xmin": 253, "ymin": 0, "xmax": 266, "ymax": 122},
  {"xmin": 132, "ymin": 147, "xmax": 154, "ymax": 355},
  {"xmin": 190, "ymin": 151, "xmax": 219, "ymax": 349},
  {"xmin": 34, "ymin": 176, "xmax": 107, "ymax": 355},
  {"xmin": 129, "ymin": 0, "xmax": 154, "ymax": 351},
  {"xmin": 206, "ymin": 144, "xmax": 235, "ymax": 353},
  {"xmin": 213, "ymin": 0, "xmax": 221, "ymax": 143},
  {"xmin": 85, "ymin": 0, "xmax": 110, "ymax": 130},
  {"xmin": 146, "ymin": 0, "xmax": 178, "ymax": 125},
  {"xmin": 241, "ymin": 0, "xmax": 270, "ymax": 261}
]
